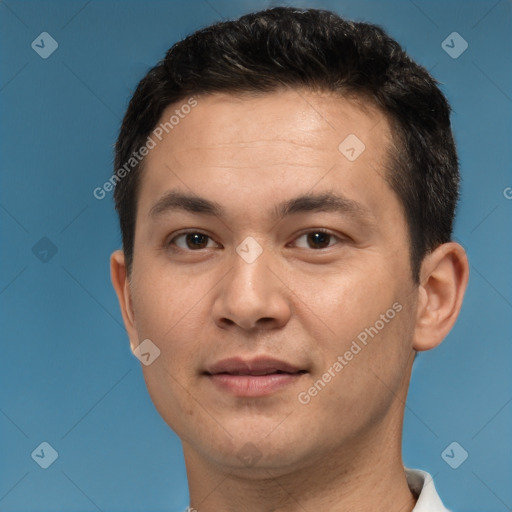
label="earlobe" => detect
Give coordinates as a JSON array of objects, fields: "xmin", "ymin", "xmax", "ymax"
[
  {"xmin": 413, "ymin": 242, "xmax": 469, "ymax": 352},
  {"xmin": 110, "ymin": 250, "xmax": 138, "ymax": 351}
]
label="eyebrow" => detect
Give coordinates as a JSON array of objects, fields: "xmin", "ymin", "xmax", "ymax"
[{"xmin": 149, "ymin": 189, "xmax": 374, "ymax": 224}]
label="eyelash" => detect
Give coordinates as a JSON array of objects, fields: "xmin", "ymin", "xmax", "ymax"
[{"xmin": 166, "ymin": 228, "xmax": 344, "ymax": 252}]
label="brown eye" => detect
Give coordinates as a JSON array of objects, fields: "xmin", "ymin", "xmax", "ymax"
[
  {"xmin": 169, "ymin": 232, "xmax": 217, "ymax": 251},
  {"xmin": 293, "ymin": 230, "xmax": 341, "ymax": 250}
]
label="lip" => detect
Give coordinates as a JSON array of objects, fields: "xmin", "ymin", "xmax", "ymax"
[
  {"xmin": 206, "ymin": 356, "xmax": 305, "ymax": 375},
  {"xmin": 204, "ymin": 357, "xmax": 307, "ymax": 397}
]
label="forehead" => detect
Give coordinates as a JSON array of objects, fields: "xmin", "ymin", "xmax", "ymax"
[
  {"xmin": 153, "ymin": 89, "xmax": 389, "ymax": 157},
  {"xmin": 137, "ymin": 89, "xmax": 395, "ymax": 222}
]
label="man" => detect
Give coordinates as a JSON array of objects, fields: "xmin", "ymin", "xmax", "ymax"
[{"xmin": 110, "ymin": 7, "xmax": 469, "ymax": 511}]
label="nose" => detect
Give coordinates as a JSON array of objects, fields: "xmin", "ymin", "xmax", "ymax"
[{"xmin": 212, "ymin": 241, "xmax": 291, "ymax": 331}]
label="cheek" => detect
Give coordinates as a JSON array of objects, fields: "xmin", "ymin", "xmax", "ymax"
[
  {"xmin": 300, "ymin": 296, "xmax": 414, "ymax": 432},
  {"xmin": 131, "ymin": 258, "xmax": 202, "ymax": 335},
  {"xmin": 299, "ymin": 263, "xmax": 401, "ymax": 335},
  {"xmin": 129, "ymin": 265, "xmax": 209, "ymax": 393},
  {"xmin": 303, "ymin": 264, "xmax": 411, "ymax": 387},
  {"xmin": 140, "ymin": 360, "xmax": 202, "ymax": 445},
  {"xmin": 132, "ymin": 274, "xmax": 206, "ymax": 436}
]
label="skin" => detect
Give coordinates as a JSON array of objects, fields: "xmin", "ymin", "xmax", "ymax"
[{"xmin": 111, "ymin": 88, "xmax": 469, "ymax": 511}]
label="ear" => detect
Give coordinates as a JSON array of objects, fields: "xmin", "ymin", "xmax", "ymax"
[
  {"xmin": 413, "ymin": 242, "xmax": 469, "ymax": 351},
  {"xmin": 110, "ymin": 250, "xmax": 138, "ymax": 352}
]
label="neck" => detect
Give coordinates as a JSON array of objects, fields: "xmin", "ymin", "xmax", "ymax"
[{"xmin": 183, "ymin": 404, "xmax": 416, "ymax": 512}]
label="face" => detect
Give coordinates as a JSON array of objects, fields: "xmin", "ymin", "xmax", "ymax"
[{"xmin": 119, "ymin": 89, "xmax": 420, "ymax": 474}]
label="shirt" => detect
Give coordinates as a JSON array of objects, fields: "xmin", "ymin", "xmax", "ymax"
[
  {"xmin": 407, "ymin": 468, "xmax": 451, "ymax": 512},
  {"xmin": 185, "ymin": 467, "xmax": 450, "ymax": 512}
]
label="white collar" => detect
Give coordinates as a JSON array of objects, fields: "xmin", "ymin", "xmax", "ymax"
[
  {"xmin": 185, "ymin": 467, "xmax": 450, "ymax": 511},
  {"xmin": 406, "ymin": 468, "xmax": 451, "ymax": 511}
]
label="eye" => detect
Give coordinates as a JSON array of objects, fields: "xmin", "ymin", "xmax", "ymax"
[
  {"xmin": 166, "ymin": 228, "xmax": 343, "ymax": 252},
  {"xmin": 168, "ymin": 231, "xmax": 219, "ymax": 251},
  {"xmin": 291, "ymin": 229, "xmax": 342, "ymax": 250}
]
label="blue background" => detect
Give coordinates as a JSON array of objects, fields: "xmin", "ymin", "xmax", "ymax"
[{"xmin": 1, "ymin": 0, "xmax": 511, "ymax": 510}]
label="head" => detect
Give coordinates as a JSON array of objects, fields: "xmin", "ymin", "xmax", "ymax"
[
  {"xmin": 113, "ymin": 7, "xmax": 460, "ymax": 283},
  {"xmin": 111, "ymin": 7, "xmax": 468, "ymax": 476}
]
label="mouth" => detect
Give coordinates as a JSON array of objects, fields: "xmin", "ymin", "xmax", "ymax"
[
  {"xmin": 204, "ymin": 357, "xmax": 308, "ymax": 397},
  {"xmin": 207, "ymin": 368, "xmax": 308, "ymax": 376}
]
